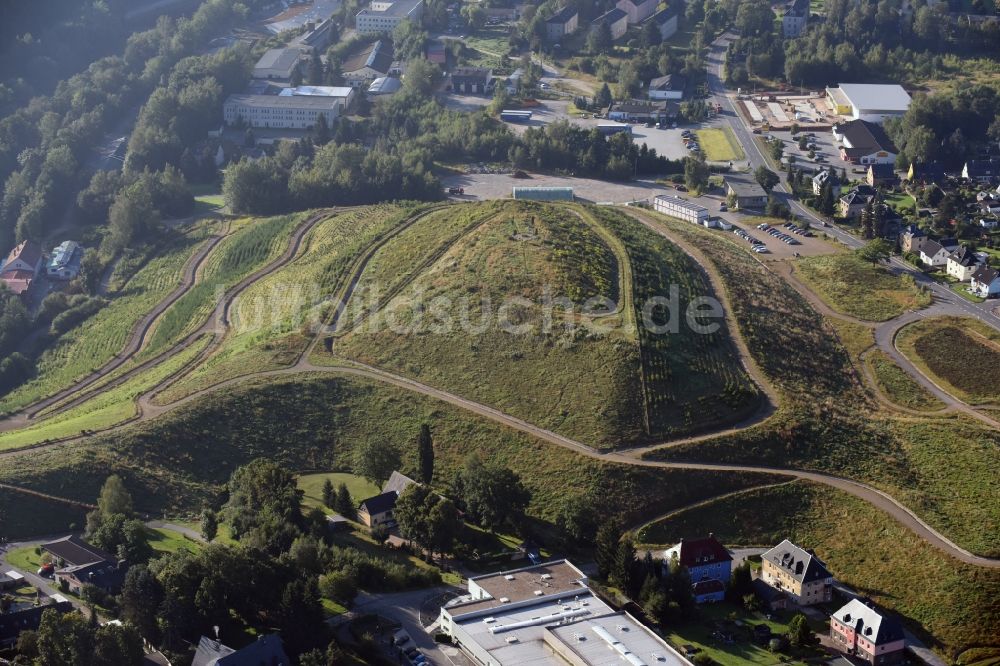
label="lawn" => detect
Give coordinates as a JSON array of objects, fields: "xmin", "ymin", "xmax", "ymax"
[
  {"xmin": 825, "ymin": 317, "xmax": 874, "ymax": 361},
  {"xmin": 6, "ymin": 545, "xmax": 44, "ymax": 572},
  {"xmin": 664, "ymin": 601, "xmax": 826, "ymax": 666},
  {"xmin": 0, "ymin": 225, "xmax": 216, "ymax": 416},
  {"xmin": 884, "ymin": 192, "xmax": 916, "ymax": 216},
  {"xmin": 795, "ymin": 252, "xmax": 932, "ymax": 321},
  {"xmin": 146, "ymin": 526, "xmax": 203, "ymax": 555},
  {"xmin": 297, "ymin": 472, "xmax": 380, "ymax": 513},
  {"xmin": 865, "ymin": 349, "xmax": 945, "ymax": 411},
  {"xmin": 896, "ymin": 316, "xmax": 1000, "ymax": 404},
  {"xmin": 638, "ymin": 481, "xmax": 1000, "ymax": 658},
  {"xmin": 695, "ymin": 128, "xmax": 745, "ymax": 162}
]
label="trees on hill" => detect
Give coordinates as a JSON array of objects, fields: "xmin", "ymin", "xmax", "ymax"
[
  {"xmin": 393, "ymin": 485, "xmax": 460, "ymax": 556},
  {"xmin": 418, "ymin": 424, "xmax": 434, "ymax": 484},
  {"xmin": 454, "ymin": 455, "xmax": 531, "ymax": 533}
]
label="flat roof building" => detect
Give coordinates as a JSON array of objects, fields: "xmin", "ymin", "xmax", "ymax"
[
  {"xmin": 512, "ymin": 187, "xmax": 574, "ymax": 201},
  {"xmin": 223, "ymin": 94, "xmax": 342, "ymax": 129},
  {"xmin": 440, "ymin": 560, "xmax": 693, "ymax": 666},
  {"xmin": 825, "ymin": 84, "xmax": 911, "ymax": 123},
  {"xmin": 356, "ymin": 0, "xmax": 424, "ymax": 35},
  {"xmin": 253, "ymin": 48, "xmax": 303, "ymax": 80}
]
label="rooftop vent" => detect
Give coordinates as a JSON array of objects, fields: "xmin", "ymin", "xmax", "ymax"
[
  {"xmin": 484, "ymin": 617, "xmax": 496, "ymax": 624},
  {"xmin": 541, "ymin": 573, "xmax": 552, "ymax": 580},
  {"xmin": 506, "ymin": 636, "xmax": 519, "ymax": 644},
  {"xmin": 504, "ymin": 575, "xmax": 515, "ymax": 581},
  {"xmin": 534, "ymin": 590, "xmax": 544, "ymax": 596},
  {"xmin": 499, "ymin": 597, "xmax": 510, "ymax": 603}
]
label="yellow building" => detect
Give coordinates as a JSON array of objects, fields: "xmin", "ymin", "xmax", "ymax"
[{"xmin": 760, "ymin": 539, "xmax": 834, "ymax": 606}]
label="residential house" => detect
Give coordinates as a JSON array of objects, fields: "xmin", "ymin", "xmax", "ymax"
[
  {"xmin": 899, "ymin": 224, "xmax": 926, "ymax": 253},
  {"xmin": 46, "ymin": 240, "xmax": 82, "ymax": 280},
  {"xmin": 919, "ymin": 239, "xmax": 952, "ymax": 267},
  {"xmin": 962, "ymin": 157, "xmax": 1000, "ymax": 183},
  {"xmin": 2, "ymin": 240, "xmax": 42, "ymax": 274},
  {"xmin": 980, "ymin": 218, "xmax": 999, "ymax": 229},
  {"xmin": 692, "ymin": 579, "xmax": 726, "ymax": 604},
  {"xmin": 449, "ymin": 66, "xmax": 492, "ymax": 94},
  {"xmin": 368, "ymin": 76, "xmax": 402, "ymax": 95},
  {"xmin": 782, "ymin": 0, "xmax": 810, "ymax": 37},
  {"xmin": 0, "ymin": 598, "xmax": 74, "ymax": 649},
  {"xmin": 647, "ymin": 74, "xmax": 685, "ymax": 100},
  {"xmin": 544, "ymin": 6, "xmax": 578, "ymax": 41},
  {"xmin": 760, "ymin": 539, "xmax": 834, "ymax": 606},
  {"xmin": 41, "ymin": 535, "xmax": 114, "ymax": 568},
  {"xmin": 383, "ymin": 470, "xmax": 417, "ymax": 496},
  {"xmin": 829, "ymin": 599, "xmax": 905, "ymax": 665},
  {"xmin": 252, "ymin": 48, "xmax": 303, "ymax": 80},
  {"xmin": 946, "ymin": 246, "xmax": 983, "ymax": 281},
  {"xmin": 832, "ymin": 119, "xmax": 898, "ymax": 165},
  {"xmin": 751, "ymin": 579, "xmax": 788, "ymax": 611},
  {"xmin": 867, "ymin": 163, "xmax": 898, "ymax": 187},
  {"xmin": 724, "ymin": 175, "xmax": 768, "ymax": 210},
  {"xmin": 607, "ymin": 99, "xmax": 675, "ymax": 123},
  {"xmin": 616, "ymin": 0, "xmax": 658, "ymax": 24},
  {"xmin": 663, "ymin": 534, "xmax": 733, "ymax": 604},
  {"xmin": 646, "ymin": 5, "xmax": 680, "ymax": 40},
  {"xmin": 57, "ymin": 560, "xmax": 128, "ymax": 595},
  {"xmin": 906, "ymin": 161, "xmax": 946, "ymax": 184},
  {"xmin": 192, "ymin": 634, "xmax": 289, "ymax": 666},
  {"xmin": 357, "ymin": 490, "xmax": 400, "ymax": 527},
  {"xmin": 342, "ymin": 40, "xmax": 394, "ymax": 88},
  {"xmin": 838, "ymin": 185, "xmax": 879, "ymax": 220},
  {"xmin": 290, "ymin": 17, "xmax": 336, "ymax": 53},
  {"xmin": 812, "ymin": 168, "xmax": 841, "ymax": 196},
  {"xmin": 971, "ymin": 265, "xmax": 1000, "ymax": 298},
  {"xmin": 591, "ymin": 8, "xmax": 629, "ymax": 40}
]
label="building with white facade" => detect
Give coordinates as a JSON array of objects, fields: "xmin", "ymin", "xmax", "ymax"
[
  {"xmin": 355, "ymin": 0, "xmax": 424, "ymax": 34},
  {"xmin": 654, "ymin": 195, "xmax": 710, "ymax": 225},
  {"xmin": 616, "ymin": 0, "xmax": 658, "ymax": 24},
  {"xmin": 825, "ymin": 84, "xmax": 911, "ymax": 123},
  {"xmin": 439, "ymin": 560, "xmax": 693, "ymax": 666},
  {"xmin": 782, "ymin": 0, "xmax": 810, "ymax": 37},
  {"xmin": 833, "ymin": 119, "xmax": 899, "ymax": 165},
  {"xmin": 223, "ymin": 94, "xmax": 343, "ymax": 129}
]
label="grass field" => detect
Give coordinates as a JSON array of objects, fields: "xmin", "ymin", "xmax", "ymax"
[
  {"xmin": 637, "ymin": 481, "xmax": 1000, "ymax": 657},
  {"xmin": 896, "ymin": 316, "xmax": 1000, "ymax": 405},
  {"xmin": 0, "ymin": 225, "xmax": 215, "ymax": 416},
  {"xmin": 0, "ymin": 374, "xmax": 780, "ymax": 539},
  {"xmin": 297, "ymin": 472, "xmax": 379, "ymax": 513},
  {"xmin": 335, "ymin": 202, "xmax": 755, "ymax": 447},
  {"xmin": 6, "ymin": 545, "xmax": 44, "ymax": 572},
  {"xmin": 825, "ymin": 317, "xmax": 874, "ymax": 360},
  {"xmin": 795, "ymin": 253, "xmax": 931, "ymax": 321},
  {"xmin": 147, "ymin": 526, "xmax": 203, "ymax": 555},
  {"xmin": 695, "ymin": 128, "xmax": 745, "ymax": 162},
  {"xmin": 0, "ymin": 336, "xmax": 211, "ymax": 451},
  {"xmin": 865, "ymin": 349, "xmax": 946, "ymax": 411},
  {"xmin": 638, "ymin": 213, "xmax": 1000, "ymax": 557}
]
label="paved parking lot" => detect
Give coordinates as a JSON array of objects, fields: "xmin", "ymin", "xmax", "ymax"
[
  {"xmin": 726, "ymin": 217, "xmax": 838, "ymax": 259},
  {"xmin": 442, "ymin": 172, "xmax": 663, "ymax": 203},
  {"xmin": 774, "ymin": 129, "xmax": 856, "ymax": 177}
]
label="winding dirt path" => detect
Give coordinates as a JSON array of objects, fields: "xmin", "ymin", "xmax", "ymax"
[{"xmin": 1, "ymin": 204, "xmax": 999, "ymax": 569}]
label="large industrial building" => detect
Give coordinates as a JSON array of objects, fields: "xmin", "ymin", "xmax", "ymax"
[
  {"xmin": 832, "ymin": 119, "xmax": 899, "ymax": 165},
  {"xmin": 223, "ymin": 92, "xmax": 347, "ymax": 129},
  {"xmin": 825, "ymin": 84, "xmax": 911, "ymax": 123},
  {"xmin": 439, "ymin": 560, "xmax": 693, "ymax": 666},
  {"xmin": 355, "ymin": 0, "xmax": 424, "ymax": 34}
]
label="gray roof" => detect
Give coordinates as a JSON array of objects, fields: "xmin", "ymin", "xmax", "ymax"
[
  {"xmin": 42, "ymin": 535, "xmax": 115, "ymax": 568},
  {"xmin": 836, "ymin": 119, "xmax": 898, "ymax": 157},
  {"xmin": 343, "ymin": 40, "xmax": 394, "ymax": 74},
  {"xmin": 651, "ymin": 4, "xmax": 681, "ymax": 22},
  {"xmin": 725, "ymin": 175, "xmax": 768, "ymax": 198},
  {"xmin": 225, "ymin": 94, "xmax": 340, "ymax": 110},
  {"xmin": 193, "ymin": 634, "xmax": 289, "ymax": 666},
  {"xmin": 973, "ymin": 265, "xmax": 999, "ymax": 283},
  {"xmin": 949, "ymin": 246, "xmax": 979, "ymax": 267},
  {"xmin": 593, "ymin": 7, "xmax": 628, "ymax": 25},
  {"xmin": 649, "ymin": 74, "xmax": 685, "ymax": 91},
  {"xmin": 836, "ymin": 84, "xmax": 911, "ymax": 112},
  {"xmin": 383, "ymin": 470, "xmax": 417, "ymax": 495},
  {"xmin": 921, "ymin": 240, "xmax": 945, "ymax": 257},
  {"xmin": 786, "ymin": 0, "xmax": 810, "ymax": 18},
  {"xmin": 358, "ymin": 490, "xmax": 399, "ymax": 515},
  {"xmin": 610, "ymin": 99, "xmax": 672, "ymax": 114},
  {"xmin": 254, "ymin": 48, "xmax": 302, "ymax": 74},
  {"xmin": 545, "ymin": 5, "xmax": 578, "ymax": 25},
  {"xmin": 832, "ymin": 599, "xmax": 904, "ymax": 645},
  {"xmin": 762, "ymin": 539, "xmax": 832, "ymax": 584}
]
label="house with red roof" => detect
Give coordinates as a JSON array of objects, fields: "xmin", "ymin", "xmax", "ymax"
[
  {"xmin": 1, "ymin": 240, "xmax": 43, "ymax": 296},
  {"xmin": 663, "ymin": 534, "xmax": 733, "ymax": 603}
]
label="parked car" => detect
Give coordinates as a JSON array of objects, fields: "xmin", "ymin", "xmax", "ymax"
[{"xmin": 719, "ymin": 204, "xmax": 728, "ymax": 211}]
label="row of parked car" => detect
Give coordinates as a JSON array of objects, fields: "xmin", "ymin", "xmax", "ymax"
[
  {"xmin": 681, "ymin": 129, "xmax": 700, "ymax": 152},
  {"xmin": 732, "ymin": 227, "xmax": 770, "ymax": 253},
  {"xmin": 757, "ymin": 222, "xmax": 802, "ymax": 245},
  {"xmin": 393, "ymin": 630, "xmax": 427, "ymax": 666}
]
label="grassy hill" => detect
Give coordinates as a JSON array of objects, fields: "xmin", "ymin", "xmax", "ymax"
[{"xmin": 331, "ymin": 202, "xmax": 757, "ymax": 448}]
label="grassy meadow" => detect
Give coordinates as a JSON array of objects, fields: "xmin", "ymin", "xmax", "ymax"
[
  {"xmin": 865, "ymin": 349, "xmax": 946, "ymax": 412},
  {"xmin": 896, "ymin": 317, "xmax": 1000, "ymax": 405}
]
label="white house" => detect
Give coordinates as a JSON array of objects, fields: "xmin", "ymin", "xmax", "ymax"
[
  {"xmin": 46, "ymin": 241, "xmax": 82, "ymax": 280},
  {"xmin": 782, "ymin": 0, "xmax": 810, "ymax": 37},
  {"xmin": 592, "ymin": 8, "xmax": 629, "ymax": 40},
  {"xmin": 648, "ymin": 74, "xmax": 685, "ymax": 100},
  {"xmin": 616, "ymin": 0, "xmax": 658, "ymax": 24},
  {"xmin": 979, "ymin": 218, "xmax": 999, "ymax": 229},
  {"xmin": 812, "ymin": 169, "xmax": 841, "ymax": 196},
  {"xmin": 971, "ymin": 266, "xmax": 1000, "ymax": 297},
  {"xmin": 646, "ymin": 6, "xmax": 680, "ymax": 40},
  {"xmin": 653, "ymin": 195, "xmax": 710, "ymax": 225},
  {"xmin": 919, "ymin": 240, "xmax": 952, "ymax": 267},
  {"xmin": 946, "ymin": 246, "xmax": 982, "ymax": 281}
]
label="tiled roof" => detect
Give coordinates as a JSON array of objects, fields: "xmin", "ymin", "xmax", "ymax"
[
  {"xmin": 41, "ymin": 535, "xmax": 115, "ymax": 568},
  {"xmin": 832, "ymin": 599, "xmax": 904, "ymax": 645},
  {"xmin": 358, "ymin": 490, "xmax": 398, "ymax": 515},
  {"xmin": 762, "ymin": 539, "xmax": 832, "ymax": 584},
  {"xmin": 672, "ymin": 535, "xmax": 732, "ymax": 567}
]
